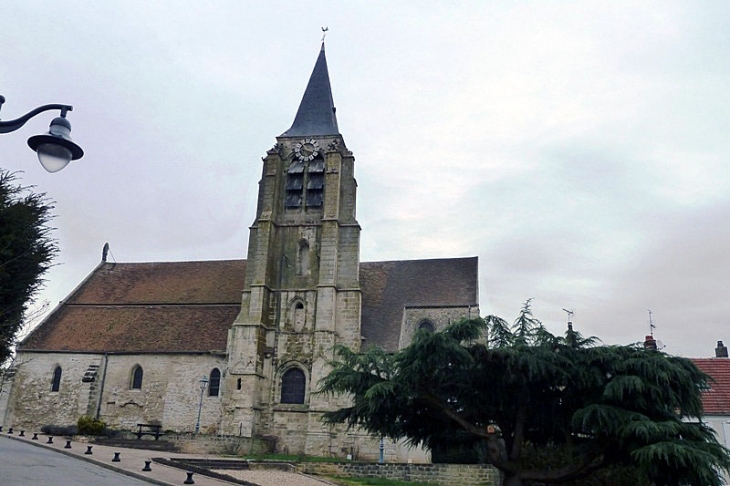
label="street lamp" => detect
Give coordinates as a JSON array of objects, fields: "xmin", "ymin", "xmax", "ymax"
[
  {"xmin": 195, "ymin": 375, "xmax": 209, "ymax": 434},
  {"xmin": 0, "ymin": 95, "xmax": 84, "ymax": 173}
]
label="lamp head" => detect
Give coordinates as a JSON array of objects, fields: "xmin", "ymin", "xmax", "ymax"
[{"xmin": 28, "ymin": 116, "xmax": 84, "ymax": 173}]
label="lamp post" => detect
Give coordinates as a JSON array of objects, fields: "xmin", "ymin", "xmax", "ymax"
[
  {"xmin": 0, "ymin": 95, "xmax": 84, "ymax": 172},
  {"xmin": 194, "ymin": 375, "xmax": 209, "ymax": 434}
]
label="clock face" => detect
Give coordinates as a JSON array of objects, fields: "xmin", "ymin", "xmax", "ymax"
[{"xmin": 294, "ymin": 139, "xmax": 319, "ymax": 161}]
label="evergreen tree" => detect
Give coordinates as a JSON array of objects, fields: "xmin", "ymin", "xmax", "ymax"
[
  {"xmin": 0, "ymin": 170, "xmax": 57, "ymax": 366},
  {"xmin": 319, "ymin": 302, "xmax": 730, "ymax": 486}
]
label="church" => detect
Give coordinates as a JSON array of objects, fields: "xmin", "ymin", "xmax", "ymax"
[{"xmin": 2, "ymin": 44, "xmax": 479, "ymax": 460}]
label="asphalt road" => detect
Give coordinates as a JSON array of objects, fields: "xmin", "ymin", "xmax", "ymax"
[{"xmin": 0, "ymin": 435, "xmax": 151, "ymax": 485}]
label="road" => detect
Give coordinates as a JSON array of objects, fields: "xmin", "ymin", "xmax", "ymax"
[{"xmin": 0, "ymin": 435, "xmax": 151, "ymax": 485}]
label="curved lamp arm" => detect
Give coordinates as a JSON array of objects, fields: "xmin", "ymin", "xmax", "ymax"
[
  {"xmin": 0, "ymin": 95, "xmax": 83, "ymax": 172},
  {"xmin": 0, "ymin": 97, "xmax": 73, "ymax": 134}
]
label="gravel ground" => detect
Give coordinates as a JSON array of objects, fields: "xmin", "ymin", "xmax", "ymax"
[{"xmin": 213, "ymin": 469, "xmax": 338, "ymax": 486}]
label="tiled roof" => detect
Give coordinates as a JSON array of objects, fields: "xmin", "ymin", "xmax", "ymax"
[
  {"xmin": 360, "ymin": 257, "xmax": 479, "ymax": 351},
  {"xmin": 20, "ymin": 257, "xmax": 479, "ymax": 354},
  {"xmin": 20, "ymin": 260, "xmax": 246, "ymax": 353},
  {"xmin": 20, "ymin": 305, "xmax": 238, "ymax": 353},
  {"xmin": 69, "ymin": 260, "xmax": 246, "ymax": 305},
  {"xmin": 692, "ymin": 358, "xmax": 730, "ymax": 415}
]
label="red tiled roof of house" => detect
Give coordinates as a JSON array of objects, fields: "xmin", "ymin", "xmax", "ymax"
[{"xmin": 691, "ymin": 358, "xmax": 730, "ymax": 415}]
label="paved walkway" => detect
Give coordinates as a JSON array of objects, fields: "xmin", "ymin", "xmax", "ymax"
[{"xmin": 4, "ymin": 431, "xmax": 334, "ymax": 486}]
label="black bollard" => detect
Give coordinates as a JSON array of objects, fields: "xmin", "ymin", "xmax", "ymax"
[
  {"xmin": 32, "ymin": 433, "xmax": 38, "ymax": 440},
  {"xmin": 85, "ymin": 445, "xmax": 93, "ymax": 455},
  {"xmin": 142, "ymin": 460, "xmax": 152, "ymax": 472},
  {"xmin": 7, "ymin": 427, "xmax": 13, "ymax": 434},
  {"xmin": 112, "ymin": 452, "xmax": 121, "ymax": 462},
  {"xmin": 184, "ymin": 471, "xmax": 195, "ymax": 484},
  {"xmin": 19, "ymin": 430, "xmax": 25, "ymax": 437},
  {"xmin": 46, "ymin": 436, "xmax": 53, "ymax": 444},
  {"xmin": 65, "ymin": 440, "xmax": 72, "ymax": 449}
]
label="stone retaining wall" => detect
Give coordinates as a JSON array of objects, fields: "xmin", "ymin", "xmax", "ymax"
[
  {"xmin": 300, "ymin": 462, "xmax": 500, "ymax": 486},
  {"xmin": 163, "ymin": 433, "xmax": 275, "ymax": 455}
]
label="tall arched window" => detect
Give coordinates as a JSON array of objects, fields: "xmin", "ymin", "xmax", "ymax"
[
  {"xmin": 131, "ymin": 365, "xmax": 143, "ymax": 389},
  {"xmin": 280, "ymin": 368, "xmax": 306, "ymax": 404},
  {"xmin": 51, "ymin": 366, "xmax": 62, "ymax": 392},
  {"xmin": 209, "ymin": 368, "xmax": 221, "ymax": 397}
]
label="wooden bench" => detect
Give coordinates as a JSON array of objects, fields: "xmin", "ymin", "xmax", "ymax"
[{"xmin": 135, "ymin": 423, "xmax": 163, "ymax": 440}]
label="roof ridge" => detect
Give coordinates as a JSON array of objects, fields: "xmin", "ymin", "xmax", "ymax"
[{"xmin": 361, "ymin": 256, "xmax": 479, "ymax": 265}]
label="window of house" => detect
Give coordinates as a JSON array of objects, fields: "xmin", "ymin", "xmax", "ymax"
[
  {"xmin": 280, "ymin": 368, "xmax": 306, "ymax": 404},
  {"xmin": 131, "ymin": 365, "xmax": 143, "ymax": 389},
  {"xmin": 209, "ymin": 368, "xmax": 221, "ymax": 397},
  {"xmin": 51, "ymin": 366, "xmax": 62, "ymax": 392}
]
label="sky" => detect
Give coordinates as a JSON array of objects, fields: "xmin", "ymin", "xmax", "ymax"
[{"xmin": 2, "ymin": 1, "xmax": 729, "ymax": 358}]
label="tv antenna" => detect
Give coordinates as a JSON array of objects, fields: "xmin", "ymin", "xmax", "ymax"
[{"xmin": 647, "ymin": 309, "xmax": 655, "ymax": 337}]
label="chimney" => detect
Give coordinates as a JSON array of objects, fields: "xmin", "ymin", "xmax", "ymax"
[
  {"xmin": 644, "ymin": 335, "xmax": 657, "ymax": 351},
  {"xmin": 715, "ymin": 341, "xmax": 728, "ymax": 358}
]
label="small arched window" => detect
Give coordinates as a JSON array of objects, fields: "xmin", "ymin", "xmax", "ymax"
[
  {"xmin": 236, "ymin": 378, "xmax": 242, "ymax": 390},
  {"xmin": 51, "ymin": 366, "xmax": 62, "ymax": 392},
  {"xmin": 209, "ymin": 368, "xmax": 221, "ymax": 397},
  {"xmin": 280, "ymin": 368, "xmax": 306, "ymax": 404},
  {"xmin": 131, "ymin": 365, "xmax": 143, "ymax": 389},
  {"xmin": 292, "ymin": 301, "xmax": 305, "ymax": 331},
  {"xmin": 418, "ymin": 320, "xmax": 435, "ymax": 333}
]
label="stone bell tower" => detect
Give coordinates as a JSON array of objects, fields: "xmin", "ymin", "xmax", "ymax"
[{"xmin": 224, "ymin": 43, "xmax": 362, "ymax": 454}]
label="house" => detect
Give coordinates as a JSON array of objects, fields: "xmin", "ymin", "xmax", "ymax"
[{"xmin": 692, "ymin": 341, "xmax": 730, "ymax": 484}]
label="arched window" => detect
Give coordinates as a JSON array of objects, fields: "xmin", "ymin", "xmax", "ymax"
[
  {"xmin": 418, "ymin": 319, "xmax": 435, "ymax": 333},
  {"xmin": 209, "ymin": 368, "xmax": 221, "ymax": 397},
  {"xmin": 131, "ymin": 365, "xmax": 143, "ymax": 389},
  {"xmin": 280, "ymin": 368, "xmax": 306, "ymax": 404},
  {"xmin": 51, "ymin": 366, "xmax": 62, "ymax": 392},
  {"xmin": 292, "ymin": 301, "xmax": 305, "ymax": 331},
  {"xmin": 236, "ymin": 378, "xmax": 242, "ymax": 390}
]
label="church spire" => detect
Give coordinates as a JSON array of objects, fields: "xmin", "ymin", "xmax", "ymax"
[{"xmin": 281, "ymin": 43, "xmax": 340, "ymax": 137}]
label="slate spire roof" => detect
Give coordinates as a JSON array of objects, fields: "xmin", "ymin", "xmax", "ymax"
[{"xmin": 281, "ymin": 43, "xmax": 340, "ymax": 137}]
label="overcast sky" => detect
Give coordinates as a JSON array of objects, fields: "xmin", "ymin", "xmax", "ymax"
[{"xmin": 2, "ymin": 1, "xmax": 729, "ymax": 358}]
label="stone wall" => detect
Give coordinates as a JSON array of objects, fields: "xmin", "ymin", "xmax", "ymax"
[
  {"xmin": 164, "ymin": 433, "xmax": 275, "ymax": 455},
  {"xmin": 300, "ymin": 462, "xmax": 500, "ymax": 486},
  {"xmin": 399, "ymin": 305, "xmax": 480, "ymax": 348},
  {"xmin": 5, "ymin": 351, "xmax": 227, "ymax": 434},
  {"xmin": 4, "ymin": 352, "xmax": 102, "ymax": 429}
]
